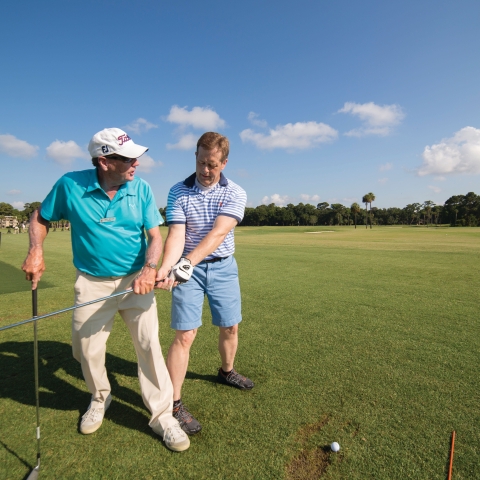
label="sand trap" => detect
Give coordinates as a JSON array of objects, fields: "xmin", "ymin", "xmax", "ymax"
[{"xmin": 305, "ymin": 231, "xmax": 335, "ymax": 234}]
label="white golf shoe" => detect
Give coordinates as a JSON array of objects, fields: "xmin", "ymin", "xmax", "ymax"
[
  {"xmin": 162, "ymin": 422, "xmax": 190, "ymax": 452},
  {"xmin": 80, "ymin": 394, "xmax": 112, "ymax": 434}
]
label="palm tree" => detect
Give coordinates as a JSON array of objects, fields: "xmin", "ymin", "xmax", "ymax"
[
  {"xmin": 367, "ymin": 192, "xmax": 375, "ymax": 228},
  {"xmin": 351, "ymin": 203, "xmax": 361, "ymax": 229},
  {"xmin": 362, "ymin": 193, "xmax": 376, "ymax": 228},
  {"xmin": 362, "ymin": 194, "xmax": 369, "ymax": 229}
]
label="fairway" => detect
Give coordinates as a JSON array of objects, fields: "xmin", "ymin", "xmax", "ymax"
[{"xmin": 0, "ymin": 226, "xmax": 479, "ymax": 479}]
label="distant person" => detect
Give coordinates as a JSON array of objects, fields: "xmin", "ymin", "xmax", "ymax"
[
  {"xmin": 22, "ymin": 128, "xmax": 189, "ymax": 452},
  {"xmin": 156, "ymin": 132, "xmax": 254, "ymax": 435}
]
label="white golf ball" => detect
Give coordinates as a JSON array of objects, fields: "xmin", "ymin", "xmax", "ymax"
[{"xmin": 331, "ymin": 441, "xmax": 340, "ymax": 452}]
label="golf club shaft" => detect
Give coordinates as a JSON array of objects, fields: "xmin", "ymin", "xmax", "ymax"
[
  {"xmin": 33, "ymin": 288, "xmax": 41, "ymax": 470},
  {"xmin": 0, "ymin": 288, "xmax": 133, "ymax": 332}
]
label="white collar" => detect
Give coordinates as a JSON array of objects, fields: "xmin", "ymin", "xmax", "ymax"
[{"xmin": 195, "ymin": 177, "xmax": 218, "ymax": 192}]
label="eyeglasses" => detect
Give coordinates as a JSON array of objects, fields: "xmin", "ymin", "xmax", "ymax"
[{"xmin": 106, "ymin": 155, "xmax": 137, "ymax": 164}]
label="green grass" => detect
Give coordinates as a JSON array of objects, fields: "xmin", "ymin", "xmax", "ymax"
[{"xmin": 0, "ymin": 226, "xmax": 479, "ymax": 479}]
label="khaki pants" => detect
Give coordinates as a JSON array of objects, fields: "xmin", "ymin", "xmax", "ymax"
[{"xmin": 72, "ymin": 270, "xmax": 176, "ymax": 434}]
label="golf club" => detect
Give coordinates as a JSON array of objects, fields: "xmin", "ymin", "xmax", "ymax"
[
  {"xmin": 0, "ymin": 288, "xmax": 133, "ymax": 332},
  {"xmin": 1, "ymin": 287, "xmax": 135, "ymax": 478},
  {"xmin": 26, "ymin": 288, "xmax": 40, "ymax": 480}
]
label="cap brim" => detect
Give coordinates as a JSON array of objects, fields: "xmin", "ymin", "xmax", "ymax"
[{"xmin": 118, "ymin": 142, "xmax": 148, "ymax": 159}]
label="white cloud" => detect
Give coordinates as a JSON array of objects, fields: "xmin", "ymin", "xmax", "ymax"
[
  {"xmin": 428, "ymin": 185, "xmax": 442, "ymax": 193},
  {"xmin": 338, "ymin": 102, "xmax": 405, "ymax": 137},
  {"xmin": 262, "ymin": 194, "xmax": 290, "ymax": 206},
  {"xmin": 343, "ymin": 197, "xmax": 358, "ymax": 204},
  {"xmin": 123, "ymin": 118, "xmax": 158, "ymax": 135},
  {"xmin": 379, "ymin": 162, "xmax": 393, "ymax": 171},
  {"xmin": 11, "ymin": 201, "xmax": 25, "ymax": 210},
  {"xmin": 240, "ymin": 122, "xmax": 338, "ymax": 150},
  {"xmin": 300, "ymin": 194, "xmax": 320, "ymax": 203},
  {"xmin": 136, "ymin": 153, "xmax": 162, "ymax": 173},
  {"xmin": 378, "ymin": 177, "xmax": 388, "ymax": 184},
  {"xmin": 434, "ymin": 176, "xmax": 446, "ymax": 181},
  {"xmin": 166, "ymin": 133, "xmax": 198, "ymax": 151},
  {"xmin": 7, "ymin": 189, "xmax": 21, "ymax": 195},
  {"xmin": 247, "ymin": 112, "xmax": 268, "ymax": 128},
  {"xmin": 0, "ymin": 134, "xmax": 38, "ymax": 159},
  {"xmin": 418, "ymin": 127, "xmax": 480, "ymax": 176},
  {"xmin": 166, "ymin": 105, "xmax": 226, "ymax": 130},
  {"xmin": 46, "ymin": 140, "xmax": 89, "ymax": 165}
]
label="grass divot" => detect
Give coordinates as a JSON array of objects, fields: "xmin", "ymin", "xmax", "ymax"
[{"xmin": 286, "ymin": 416, "xmax": 339, "ymax": 479}]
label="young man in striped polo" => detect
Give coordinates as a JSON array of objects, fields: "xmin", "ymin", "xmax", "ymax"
[{"xmin": 156, "ymin": 132, "xmax": 254, "ymax": 435}]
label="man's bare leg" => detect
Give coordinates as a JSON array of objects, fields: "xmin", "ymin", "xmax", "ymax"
[
  {"xmin": 167, "ymin": 329, "xmax": 197, "ymax": 401},
  {"xmin": 217, "ymin": 324, "xmax": 254, "ymax": 390},
  {"xmin": 166, "ymin": 328, "xmax": 202, "ymax": 435},
  {"xmin": 218, "ymin": 324, "xmax": 238, "ymax": 372}
]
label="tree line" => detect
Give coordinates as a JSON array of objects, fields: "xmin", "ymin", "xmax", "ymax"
[
  {"xmin": 2, "ymin": 192, "xmax": 480, "ymax": 228},
  {"xmin": 238, "ymin": 192, "xmax": 480, "ymax": 227},
  {"xmin": 0, "ymin": 202, "xmax": 41, "ymax": 222}
]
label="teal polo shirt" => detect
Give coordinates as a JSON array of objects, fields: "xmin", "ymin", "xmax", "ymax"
[{"xmin": 40, "ymin": 169, "xmax": 163, "ymax": 277}]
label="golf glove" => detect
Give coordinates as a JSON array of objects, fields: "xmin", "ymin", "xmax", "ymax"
[{"xmin": 168, "ymin": 257, "xmax": 193, "ymax": 284}]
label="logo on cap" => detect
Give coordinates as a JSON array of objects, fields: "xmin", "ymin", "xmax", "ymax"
[
  {"xmin": 118, "ymin": 134, "xmax": 131, "ymax": 145},
  {"xmin": 102, "ymin": 146, "xmax": 110, "ymax": 153}
]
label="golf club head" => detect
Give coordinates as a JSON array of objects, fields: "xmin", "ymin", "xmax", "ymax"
[{"xmin": 26, "ymin": 465, "xmax": 39, "ymax": 479}]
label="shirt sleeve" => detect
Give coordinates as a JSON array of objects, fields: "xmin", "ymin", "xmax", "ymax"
[
  {"xmin": 218, "ymin": 186, "xmax": 247, "ymax": 223},
  {"xmin": 142, "ymin": 183, "xmax": 163, "ymax": 229},
  {"xmin": 39, "ymin": 176, "xmax": 69, "ymax": 222},
  {"xmin": 166, "ymin": 185, "xmax": 187, "ymax": 225}
]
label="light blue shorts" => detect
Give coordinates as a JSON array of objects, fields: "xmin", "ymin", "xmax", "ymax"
[{"xmin": 171, "ymin": 255, "xmax": 242, "ymax": 331}]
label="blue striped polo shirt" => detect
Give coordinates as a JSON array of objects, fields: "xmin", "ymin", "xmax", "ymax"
[{"xmin": 166, "ymin": 172, "xmax": 246, "ymax": 260}]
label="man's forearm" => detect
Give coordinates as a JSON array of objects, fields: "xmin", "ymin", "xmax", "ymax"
[
  {"xmin": 185, "ymin": 229, "xmax": 228, "ymax": 266},
  {"xmin": 184, "ymin": 215, "xmax": 237, "ymax": 266},
  {"xmin": 160, "ymin": 233, "xmax": 185, "ymax": 271},
  {"xmin": 28, "ymin": 209, "xmax": 49, "ymax": 252},
  {"xmin": 145, "ymin": 233, "xmax": 163, "ymax": 266},
  {"xmin": 131, "ymin": 228, "xmax": 162, "ymax": 294},
  {"xmin": 22, "ymin": 209, "xmax": 50, "ymax": 289}
]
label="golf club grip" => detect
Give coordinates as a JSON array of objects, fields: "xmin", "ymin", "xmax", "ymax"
[
  {"xmin": 0, "ymin": 288, "xmax": 133, "ymax": 332},
  {"xmin": 32, "ymin": 289, "xmax": 38, "ymax": 317}
]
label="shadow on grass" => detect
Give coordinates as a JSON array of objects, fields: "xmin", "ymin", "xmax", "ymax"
[
  {"xmin": 0, "ymin": 439, "xmax": 32, "ymax": 473},
  {"xmin": 0, "ymin": 340, "xmax": 159, "ymax": 440},
  {"xmin": 0, "ymin": 261, "xmax": 55, "ymax": 294},
  {"xmin": 185, "ymin": 370, "xmax": 218, "ymax": 384}
]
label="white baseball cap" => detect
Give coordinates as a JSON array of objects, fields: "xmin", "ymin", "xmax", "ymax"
[{"xmin": 88, "ymin": 128, "xmax": 148, "ymax": 159}]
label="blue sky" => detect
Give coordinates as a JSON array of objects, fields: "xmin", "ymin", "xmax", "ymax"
[{"xmin": 1, "ymin": 0, "xmax": 479, "ymax": 210}]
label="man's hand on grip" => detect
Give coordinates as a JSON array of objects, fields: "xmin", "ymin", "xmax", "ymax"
[{"xmin": 168, "ymin": 257, "xmax": 193, "ymax": 284}]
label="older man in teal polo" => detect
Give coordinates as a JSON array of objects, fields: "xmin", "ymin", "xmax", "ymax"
[{"xmin": 22, "ymin": 128, "xmax": 189, "ymax": 452}]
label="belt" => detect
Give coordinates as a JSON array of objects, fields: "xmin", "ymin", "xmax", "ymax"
[{"xmin": 204, "ymin": 256, "xmax": 229, "ymax": 263}]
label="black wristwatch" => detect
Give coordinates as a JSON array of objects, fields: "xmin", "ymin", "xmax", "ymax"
[{"xmin": 145, "ymin": 262, "xmax": 157, "ymax": 270}]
